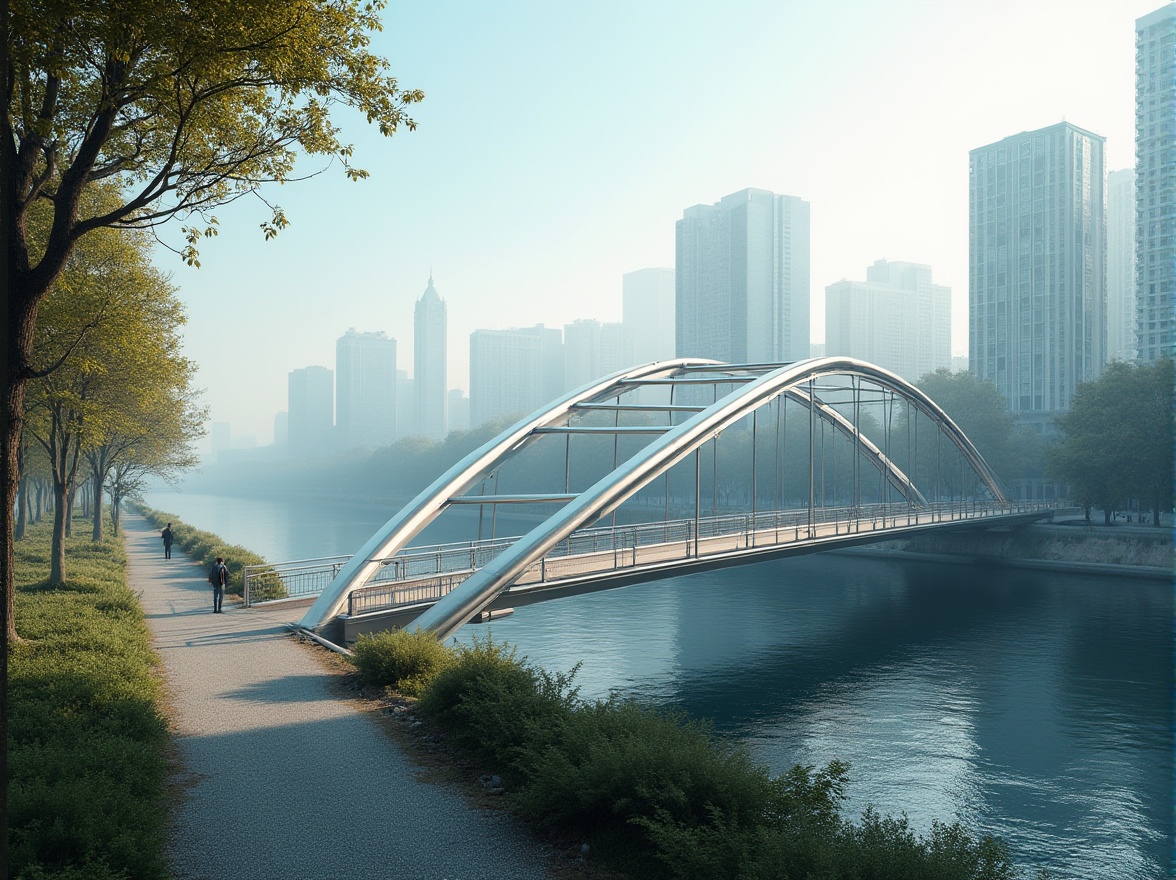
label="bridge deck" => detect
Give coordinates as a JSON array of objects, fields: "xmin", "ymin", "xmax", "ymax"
[{"xmin": 246, "ymin": 502, "xmax": 1056, "ymax": 640}]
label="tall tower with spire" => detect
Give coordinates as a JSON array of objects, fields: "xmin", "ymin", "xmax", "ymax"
[{"xmin": 414, "ymin": 274, "xmax": 448, "ymax": 439}]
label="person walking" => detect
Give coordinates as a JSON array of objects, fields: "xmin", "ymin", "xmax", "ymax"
[
  {"xmin": 162, "ymin": 523, "xmax": 175, "ymax": 559},
  {"xmin": 208, "ymin": 556, "xmax": 228, "ymax": 613}
]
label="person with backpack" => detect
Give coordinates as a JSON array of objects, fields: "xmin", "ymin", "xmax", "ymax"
[{"xmin": 208, "ymin": 556, "xmax": 229, "ymax": 613}]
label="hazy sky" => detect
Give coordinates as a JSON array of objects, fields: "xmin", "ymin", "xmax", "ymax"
[{"xmin": 159, "ymin": 0, "xmax": 1160, "ymax": 446}]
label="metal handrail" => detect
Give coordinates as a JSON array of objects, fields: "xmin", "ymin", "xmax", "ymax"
[{"xmin": 256, "ymin": 500, "xmax": 1057, "ymax": 611}]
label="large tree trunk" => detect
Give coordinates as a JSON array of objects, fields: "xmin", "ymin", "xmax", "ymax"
[
  {"xmin": 92, "ymin": 467, "xmax": 106, "ymax": 542},
  {"xmin": 50, "ymin": 478, "xmax": 69, "ymax": 584},
  {"xmin": 14, "ymin": 476, "xmax": 27, "ymax": 541},
  {"xmin": 34, "ymin": 478, "xmax": 44, "ymax": 521},
  {"xmin": 110, "ymin": 491, "xmax": 121, "ymax": 536}
]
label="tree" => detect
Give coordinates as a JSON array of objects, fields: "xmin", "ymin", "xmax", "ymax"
[
  {"xmin": 3, "ymin": 0, "xmax": 421, "ymax": 632},
  {"xmin": 25, "ymin": 221, "xmax": 196, "ymax": 581},
  {"xmin": 911, "ymin": 369, "xmax": 1046, "ymax": 497},
  {"xmin": 2, "ymin": 8, "xmax": 420, "ymax": 865},
  {"xmin": 1050, "ymin": 360, "xmax": 1174, "ymax": 526}
]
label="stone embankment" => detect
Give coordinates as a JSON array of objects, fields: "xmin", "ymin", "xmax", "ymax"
[{"xmin": 846, "ymin": 522, "xmax": 1172, "ymax": 577}]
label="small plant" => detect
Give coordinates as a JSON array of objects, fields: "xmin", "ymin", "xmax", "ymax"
[{"xmin": 351, "ymin": 628, "xmax": 456, "ymax": 696}]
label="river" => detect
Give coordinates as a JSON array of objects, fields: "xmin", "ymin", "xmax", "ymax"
[{"xmin": 144, "ymin": 490, "xmax": 1172, "ymax": 879}]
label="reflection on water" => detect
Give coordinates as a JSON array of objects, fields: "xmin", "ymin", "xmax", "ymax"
[{"xmin": 146, "ymin": 491, "xmax": 1172, "ymax": 879}]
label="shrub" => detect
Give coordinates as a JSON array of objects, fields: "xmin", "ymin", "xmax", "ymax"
[
  {"xmin": 351, "ymin": 628, "xmax": 456, "ymax": 696},
  {"xmin": 417, "ymin": 636, "xmax": 579, "ymax": 777}
]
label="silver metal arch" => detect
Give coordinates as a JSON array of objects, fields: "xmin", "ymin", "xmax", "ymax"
[
  {"xmin": 299, "ymin": 358, "xmax": 723, "ymax": 629},
  {"xmin": 410, "ymin": 357, "xmax": 1009, "ymax": 640}
]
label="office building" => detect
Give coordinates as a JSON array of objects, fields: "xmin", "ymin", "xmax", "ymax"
[
  {"xmin": 447, "ymin": 389, "xmax": 470, "ymax": 433},
  {"xmin": 564, "ymin": 319, "xmax": 632, "ymax": 389},
  {"xmin": 1107, "ymin": 169, "xmax": 1137, "ymax": 361},
  {"xmin": 469, "ymin": 325, "xmax": 563, "ymax": 427},
  {"xmin": 395, "ymin": 369, "xmax": 415, "ymax": 438},
  {"xmin": 676, "ymin": 187, "xmax": 809, "ymax": 363},
  {"xmin": 1135, "ymin": 3, "xmax": 1176, "ymax": 362},
  {"xmin": 336, "ymin": 329, "xmax": 396, "ymax": 449},
  {"xmin": 288, "ymin": 366, "xmax": 334, "ymax": 457},
  {"xmin": 623, "ymin": 268, "xmax": 675, "ymax": 364},
  {"xmin": 968, "ymin": 122, "xmax": 1106, "ymax": 430},
  {"xmin": 825, "ymin": 260, "xmax": 951, "ymax": 381},
  {"xmin": 414, "ymin": 275, "xmax": 448, "ymax": 439}
]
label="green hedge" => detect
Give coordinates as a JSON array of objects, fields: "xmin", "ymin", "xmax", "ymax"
[
  {"xmin": 10, "ymin": 521, "xmax": 170, "ymax": 880},
  {"xmin": 352, "ymin": 633, "xmax": 1038, "ymax": 879},
  {"xmin": 132, "ymin": 503, "xmax": 285, "ymax": 599}
]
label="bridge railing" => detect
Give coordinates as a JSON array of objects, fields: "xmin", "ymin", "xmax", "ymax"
[{"xmin": 248, "ymin": 500, "xmax": 1055, "ymax": 610}]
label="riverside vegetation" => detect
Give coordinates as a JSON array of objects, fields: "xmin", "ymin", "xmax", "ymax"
[
  {"xmin": 133, "ymin": 504, "xmax": 287, "ymax": 601},
  {"xmin": 9, "ymin": 518, "xmax": 169, "ymax": 879},
  {"xmin": 351, "ymin": 629, "xmax": 1049, "ymax": 880}
]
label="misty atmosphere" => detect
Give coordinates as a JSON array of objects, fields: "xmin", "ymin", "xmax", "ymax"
[{"xmin": 6, "ymin": 2, "xmax": 1173, "ymax": 880}]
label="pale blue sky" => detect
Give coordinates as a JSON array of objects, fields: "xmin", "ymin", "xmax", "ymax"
[{"xmin": 164, "ymin": 0, "xmax": 1159, "ymax": 445}]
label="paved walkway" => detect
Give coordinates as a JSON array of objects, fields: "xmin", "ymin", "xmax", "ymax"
[{"xmin": 125, "ymin": 512, "xmax": 553, "ymax": 880}]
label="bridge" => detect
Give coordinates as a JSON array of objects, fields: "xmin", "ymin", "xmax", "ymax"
[{"xmin": 270, "ymin": 358, "xmax": 1057, "ymax": 643}]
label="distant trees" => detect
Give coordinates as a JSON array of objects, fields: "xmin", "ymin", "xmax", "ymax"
[
  {"xmin": 23, "ymin": 223, "xmax": 204, "ymax": 582},
  {"xmin": 1049, "ymin": 360, "xmax": 1173, "ymax": 526}
]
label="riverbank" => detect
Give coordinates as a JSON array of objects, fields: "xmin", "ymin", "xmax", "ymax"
[
  {"xmin": 9, "ymin": 520, "xmax": 170, "ymax": 879},
  {"xmin": 842, "ymin": 522, "xmax": 1173, "ymax": 577}
]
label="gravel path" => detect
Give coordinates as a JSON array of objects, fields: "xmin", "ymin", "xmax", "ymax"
[{"xmin": 125, "ymin": 512, "xmax": 554, "ymax": 880}]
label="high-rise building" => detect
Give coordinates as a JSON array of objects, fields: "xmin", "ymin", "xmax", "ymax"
[
  {"xmin": 1107, "ymin": 169, "xmax": 1137, "ymax": 362},
  {"xmin": 414, "ymin": 275, "xmax": 448, "ymax": 439},
  {"xmin": 395, "ymin": 369, "xmax": 415, "ymax": 438},
  {"xmin": 563, "ymin": 319, "xmax": 632, "ymax": 389},
  {"xmin": 968, "ymin": 122, "xmax": 1106, "ymax": 431},
  {"xmin": 825, "ymin": 260, "xmax": 951, "ymax": 382},
  {"xmin": 469, "ymin": 325, "xmax": 563, "ymax": 427},
  {"xmin": 288, "ymin": 366, "xmax": 334, "ymax": 457},
  {"xmin": 447, "ymin": 389, "xmax": 470, "ymax": 433},
  {"xmin": 1135, "ymin": 3, "xmax": 1176, "ymax": 362},
  {"xmin": 335, "ymin": 329, "xmax": 396, "ymax": 449},
  {"xmin": 623, "ymin": 268, "xmax": 675, "ymax": 365},
  {"xmin": 675, "ymin": 188, "xmax": 809, "ymax": 364}
]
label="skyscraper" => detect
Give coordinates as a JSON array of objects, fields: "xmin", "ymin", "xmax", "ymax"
[
  {"xmin": 414, "ymin": 275, "xmax": 448, "ymax": 439},
  {"xmin": 335, "ymin": 329, "xmax": 396, "ymax": 449},
  {"xmin": 563, "ymin": 319, "xmax": 632, "ymax": 389},
  {"xmin": 623, "ymin": 268, "xmax": 675, "ymax": 365},
  {"xmin": 469, "ymin": 325, "xmax": 563, "ymax": 427},
  {"xmin": 288, "ymin": 366, "xmax": 334, "ymax": 457},
  {"xmin": 1107, "ymin": 169, "xmax": 1137, "ymax": 362},
  {"xmin": 675, "ymin": 188, "xmax": 809, "ymax": 364},
  {"xmin": 1135, "ymin": 3, "xmax": 1176, "ymax": 363},
  {"xmin": 968, "ymin": 122, "xmax": 1106, "ymax": 431},
  {"xmin": 825, "ymin": 260, "xmax": 951, "ymax": 381}
]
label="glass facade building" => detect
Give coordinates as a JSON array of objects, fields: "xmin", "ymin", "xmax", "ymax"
[{"xmin": 968, "ymin": 122, "xmax": 1106, "ymax": 431}]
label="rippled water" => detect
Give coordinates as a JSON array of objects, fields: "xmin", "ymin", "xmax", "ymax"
[{"xmin": 146, "ymin": 491, "xmax": 1173, "ymax": 878}]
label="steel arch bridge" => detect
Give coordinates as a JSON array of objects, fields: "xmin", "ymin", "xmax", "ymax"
[{"xmin": 298, "ymin": 358, "xmax": 1043, "ymax": 642}]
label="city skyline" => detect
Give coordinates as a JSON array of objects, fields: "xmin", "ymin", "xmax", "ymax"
[{"xmin": 166, "ymin": 0, "xmax": 1159, "ymax": 447}]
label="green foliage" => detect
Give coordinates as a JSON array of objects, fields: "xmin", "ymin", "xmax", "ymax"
[
  {"xmin": 9, "ymin": 521, "xmax": 170, "ymax": 880},
  {"xmin": 1050, "ymin": 359, "xmax": 1174, "ymax": 523},
  {"xmin": 400, "ymin": 635, "xmax": 1028, "ymax": 880},
  {"xmin": 914, "ymin": 369, "xmax": 1046, "ymax": 493},
  {"xmin": 417, "ymin": 636, "xmax": 580, "ymax": 775},
  {"xmin": 350, "ymin": 628, "xmax": 456, "ymax": 696},
  {"xmin": 132, "ymin": 504, "xmax": 277, "ymax": 596}
]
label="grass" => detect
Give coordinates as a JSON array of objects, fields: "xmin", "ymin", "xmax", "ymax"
[
  {"xmin": 9, "ymin": 518, "xmax": 170, "ymax": 880},
  {"xmin": 351, "ymin": 632, "xmax": 1041, "ymax": 880}
]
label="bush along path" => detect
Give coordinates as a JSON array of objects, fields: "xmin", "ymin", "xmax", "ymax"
[
  {"xmin": 352, "ymin": 629, "xmax": 1053, "ymax": 880},
  {"xmin": 120, "ymin": 509, "xmax": 555, "ymax": 880},
  {"xmin": 9, "ymin": 518, "xmax": 170, "ymax": 880}
]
